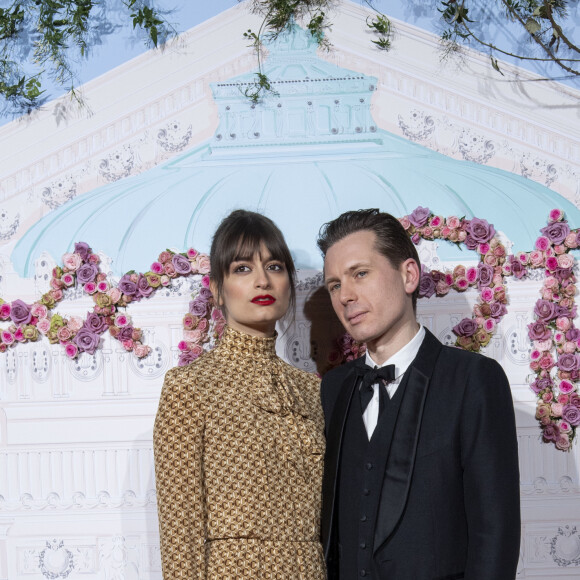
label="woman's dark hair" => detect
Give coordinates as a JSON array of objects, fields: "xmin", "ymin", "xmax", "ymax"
[
  {"xmin": 317, "ymin": 208, "xmax": 421, "ymax": 311},
  {"xmin": 210, "ymin": 209, "xmax": 296, "ymax": 311}
]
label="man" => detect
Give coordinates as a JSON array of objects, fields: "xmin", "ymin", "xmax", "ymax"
[{"xmin": 317, "ymin": 208, "xmax": 520, "ymax": 580}]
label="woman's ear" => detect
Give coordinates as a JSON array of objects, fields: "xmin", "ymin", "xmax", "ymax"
[{"xmin": 209, "ymin": 279, "xmax": 222, "ymax": 307}]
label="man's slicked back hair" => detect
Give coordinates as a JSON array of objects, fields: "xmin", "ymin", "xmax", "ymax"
[{"xmin": 317, "ymin": 208, "xmax": 421, "ymax": 311}]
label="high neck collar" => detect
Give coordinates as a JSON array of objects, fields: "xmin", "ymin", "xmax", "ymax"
[{"xmin": 219, "ymin": 325, "xmax": 278, "ymax": 359}]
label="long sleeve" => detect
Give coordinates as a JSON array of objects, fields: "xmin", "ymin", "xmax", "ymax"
[
  {"xmin": 153, "ymin": 367, "xmax": 206, "ymax": 579},
  {"xmin": 460, "ymin": 356, "xmax": 521, "ymax": 579}
]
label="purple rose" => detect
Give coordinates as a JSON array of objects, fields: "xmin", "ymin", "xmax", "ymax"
[
  {"xmin": 198, "ymin": 287, "xmax": 214, "ymax": 302},
  {"xmin": 554, "ymin": 267, "xmax": 573, "ymax": 283},
  {"xmin": 74, "ymin": 242, "xmax": 91, "ymax": 261},
  {"xmin": 556, "ymin": 304, "xmax": 576, "ymax": 319},
  {"xmin": 530, "ymin": 377, "xmax": 552, "ymax": 394},
  {"xmin": 453, "ymin": 317, "xmax": 479, "ymax": 337},
  {"xmin": 418, "ymin": 272, "xmax": 436, "ymax": 298},
  {"xmin": 118, "ymin": 325, "xmax": 134, "ymax": 341},
  {"xmin": 464, "ymin": 235, "xmax": 478, "ymax": 251},
  {"xmin": 477, "ymin": 263, "xmax": 494, "ymax": 288},
  {"xmin": 172, "ymin": 253, "xmax": 192, "ymax": 275},
  {"xmin": 542, "ymin": 422, "xmax": 560, "ymax": 442},
  {"xmin": 118, "ymin": 274, "xmax": 138, "ymax": 296},
  {"xmin": 562, "ymin": 404, "xmax": 580, "ymax": 426},
  {"xmin": 467, "ymin": 217, "xmax": 496, "ymax": 244},
  {"xmin": 73, "ymin": 328, "xmax": 100, "ymax": 354},
  {"xmin": 84, "ymin": 312, "xmax": 108, "ymax": 334},
  {"xmin": 408, "ymin": 206, "xmax": 431, "ymax": 227},
  {"xmin": 490, "ymin": 302, "xmax": 507, "ymax": 320},
  {"xmin": 557, "ymin": 353, "xmax": 579, "ymax": 372},
  {"xmin": 189, "ymin": 298, "xmax": 208, "ymax": 317},
  {"xmin": 137, "ymin": 275, "xmax": 154, "ymax": 298},
  {"xmin": 10, "ymin": 299, "xmax": 32, "ymax": 325},
  {"xmin": 534, "ymin": 299, "xmax": 557, "ymax": 322},
  {"xmin": 76, "ymin": 263, "xmax": 98, "ymax": 285},
  {"xmin": 541, "ymin": 222, "xmax": 570, "ymax": 245},
  {"xmin": 178, "ymin": 349, "xmax": 200, "ymax": 366},
  {"xmin": 528, "ymin": 321, "xmax": 551, "ymax": 341},
  {"xmin": 510, "ymin": 259, "xmax": 525, "ymax": 279},
  {"xmin": 566, "ymin": 328, "xmax": 580, "ymax": 341}
]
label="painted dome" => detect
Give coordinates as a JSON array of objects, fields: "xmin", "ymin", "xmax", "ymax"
[{"xmin": 12, "ymin": 24, "xmax": 580, "ymax": 276}]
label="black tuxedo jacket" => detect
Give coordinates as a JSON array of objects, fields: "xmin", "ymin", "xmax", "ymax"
[{"xmin": 321, "ymin": 329, "xmax": 520, "ymax": 580}]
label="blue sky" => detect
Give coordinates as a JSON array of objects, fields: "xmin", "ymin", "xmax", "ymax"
[{"xmin": 1, "ymin": 0, "xmax": 579, "ymax": 126}]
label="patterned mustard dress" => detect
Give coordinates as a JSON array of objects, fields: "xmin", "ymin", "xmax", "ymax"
[{"xmin": 153, "ymin": 325, "xmax": 326, "ymax": 579}]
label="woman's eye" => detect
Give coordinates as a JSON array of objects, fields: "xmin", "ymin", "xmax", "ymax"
[
  {"xmin": 268, "ymin": 263, "xmax": 284, "ymax": 271},
  {"xmin": 233, "ymin": 264, "xmax": 250, "ymax": 273}
]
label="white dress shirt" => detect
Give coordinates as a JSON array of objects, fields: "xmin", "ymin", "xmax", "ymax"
[{"xmin": 362, "ymin": 325, "xmax": 426, "ymax": 439}]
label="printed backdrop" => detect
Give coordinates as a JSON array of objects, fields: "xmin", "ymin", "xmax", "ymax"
[{"xmin": 1, "ymin": 2, "xmax": 580, "ymax": 578}]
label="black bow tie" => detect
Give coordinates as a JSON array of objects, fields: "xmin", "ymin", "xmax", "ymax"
[{"xmin": 357, "ymin": 364, "xmax": 396, "ymax": 413}]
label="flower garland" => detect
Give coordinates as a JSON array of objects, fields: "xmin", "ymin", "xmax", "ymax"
[
  {"xmin": 0, "ymin": 243, "xmax": 224, "ymax": 362},
  {"xmin": 2, "ymin": 208, "xmax": 579, "ymax": 450},
  {"xmin": 517, "ymin": 209, "xmax": 580, "ymax": 451}
]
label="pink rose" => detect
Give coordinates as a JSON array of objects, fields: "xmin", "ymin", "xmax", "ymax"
[
  {"xmin": 564, "ymin": 341, "xmax": 577, "ymax": 353},
  {"xmin": 84, "ymin": 281, "xmax": 97, "ymax": 294},
  {"xmin": 466, "ymin": 267, "xmax": 478, "ymax": 283},
  {"xmin": 549, "ymin": 209, "xmax": 564, "ymax": 222},
  {"xmin": 551, "ymin": 403, "xmax": 564, "ymax": 417},
  {"xmin": 557, "ymin": 420, "xmax": 571, "ymax": 433},
  {"xmin": 37, "ymin": 318, "xmax": 51, "ymax": 334},
  {"xmin": 187, "ymin": 248, "xmax": 199, "ymax": 259},
  {"xmin": 122, "ymin": 339, "xmax": 134, "ymax": 351},
  {"xmin": 201, "ymin": 275, "xmax": 210, "ymax": 288},
  {"xmin": 454, "ymin": 277, "xmax": 468, "ymax": 291},
  {"xmin": 197, "ymin": 318, "xmax": 209, "ymax": 332},
  {"xmin": 160, "ymin": 275, "xmax": 170, "ymax": 286},
  {"xmin": 534, "ymin": 339, "xmax": 552, "ymax": 352},
  {"xmin": 133, "ymin": 344, "xmax": 150, "ymax": 358},
  {"xmin": 483, "ymin": 319, "xmax": 495, "ymax": 332},
  {"xmin": 158, "ymin": 251, "xmax": 172, "ymax": 264},
  {"xmin": 164, "ymin": 263, "xmax": 177, "ymax": 277},
  {"xmin": 151, "ymin": 261, "xmax": 164, "ymax": 274},
  {"xmin": 57, "ymin": 327, "xmax": 72, "ymax": 342},
  {"xmin": 435, "ymin": 280, "xmax": 450, "ymax": 296},
  {"xmin": 539, "ymin": 354, "xmax": 555, "ymax": 369},
  {"xmin": 440, "ymin": 226, "xmax": 451, "ymax": 238},
  {"xmin": 115, "ymin": 314, "xmax": 129, "ymax": 327},
  {"xmin": 556, "ymin": 317, "xmax": 572, "ymax": 331},
  {"xmin": 529, "ymin": 250, "xmax": 545, "ymax": 267},
  {"xmin": 535, "ymin": 236, "xmax": 550, "ymax": 251},
  {"xmin": 559, "ymin": 380, "xmax": 575, "ymax": 394},
  {"xmin": 65, "ymin": 343, "xmax": 78, "ymax": 358},
  {"xmin": 0, "ymin": 303, "xmax": 11, "ymax": 319},
  {"xmin": 483, "ymin": 254, "xmax": 498, "ymax": 266},
  {"xmin": 197, "ymin": 254, "xmax": 211, "ymax": 274},
  {"xmin": 480, "ymin": 287, "xmax": 494, "ymax": 302},
  {"xmin": 530, "ymin": 360, "xmax": 540, "ymax": 371},
  {"xmin": 554, "ymin": 244, "xmax": 566, "ymax": 255},
  {"xmin": 62, "ymin": 273, "xmax": 75, "ymax": 287},
  {"xmin": 556, "ymin": 434, "xmax": 571, "ymax": 451},
  {"xmin": 558, "ymin": 394, "xmax": 570, "ymax": 405},
  {"xmin": 447, "ymin": 216, "xmax": 460, "ymax": 229},
  {"xmin": 67, "ymin": 316, "xmax": 83, "ymax": 332},
  {"xmin": 478, "ymin": 243, "xmax": 490, "ymax": 255},
  {"xmin": 177, "ymin": 340, "xmax": 189, "ymax": 352},
  {"xmin": 544, "ymin": 276, "xmax": 558, "ymax": 289},
  {"xmin": 430, "ymin": 216, "xmax": 442, "ymax": 227},
  {"xmin": 399, "ymin": 216, "xmax": 411, "ymax": 230},
  {"xmin": 516, "ymin": 252, "xmax": 529, "ymax": 265},
  {"xmin": 14, "ymin": 327, "xmax": 25, "ymax": 342},
  {"xmin": 62, "ymin": 252, "xmax": 82, "ymax": 271},
  {"xmin": 564, "ymin": 232, "xmax": 578, "ymax": 249},
  {"xmin": 191, "ymin": 344, "xmax": 204, "ymax": 358},
  {"xmin": 2, "ymin": 331, "xmax": 14, "ymax": 345},
  {"xmin": 542, "ymin": 391, "xmax": 554, "ymax": 403},
  {"xmin": 530, "ymin": 349, "xmax": 542, "ymax": 361},
  {"xmin": 493, "ymin": 245, "xmax": 506, "ymax": 258},
  {"xmin": 30, "ymin": 303, "xmax": 48, "ymax": 319},
  {"xmin": 97, "ymin": 281, "xmax": 109, "ymax": 293},
  {"xmin": 421, "ymin": 226, "xmax": 434, "ymax": 239},
  {"xmin": 557, "ymin": 254, "xmax": 574, "ymax": 269},
  {"xmin": 107, "ymin": 287, "xmax": 122, "ymax": 303},
  {"xmin": 545, "ymin": 257, "xmax": 559, "ymax": 271}
]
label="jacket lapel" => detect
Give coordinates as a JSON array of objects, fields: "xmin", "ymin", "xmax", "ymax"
[
  {"xmin": 373, "ymin": 329, "xmax": 443, "ymax": 554},
  {"xmin": 321, "ymin": 357, "xmax": 365, "ymax": 560}
]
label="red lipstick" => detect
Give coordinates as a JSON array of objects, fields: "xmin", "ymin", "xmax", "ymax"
[{"xmin": 252, "ymin": 295, "xmax": 276, "ymax": 305}]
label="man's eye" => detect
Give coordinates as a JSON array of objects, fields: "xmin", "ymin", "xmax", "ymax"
[
  {"xmin": 329, "ymin": 283, "xmax": 340, "ymax": 293},
  {"xmin": 356, "ymin": 271, "xmax": 368, "ymax": 278}
]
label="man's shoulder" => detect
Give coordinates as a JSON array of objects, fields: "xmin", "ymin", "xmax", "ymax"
[{"xmin": 322, "ymin": 356, "xmax": 361, "ymax": 385}]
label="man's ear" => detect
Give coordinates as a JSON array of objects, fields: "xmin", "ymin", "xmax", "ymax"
[{"xmin": 402, "ymin": 258, "xmax": 420, "ymax": 296}]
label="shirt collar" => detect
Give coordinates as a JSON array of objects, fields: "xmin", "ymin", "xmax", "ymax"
[{"xmin": 365, "ymin": 325, "xmax": 425, "ymax": 380}]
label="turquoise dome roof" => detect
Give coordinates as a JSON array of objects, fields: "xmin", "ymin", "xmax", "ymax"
[{"xmin": 12, "ymin": 24, "xmax": 580, "ymax": 276}]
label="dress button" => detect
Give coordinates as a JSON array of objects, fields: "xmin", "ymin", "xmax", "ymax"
[
  {"xmin": 366, "ymin": 462, "xmax": 373, "ymax": 470},
  {"xmin": 360, "ymin": 570, "xmax": 367, "ymax": 577},
  {"xmin": 360, "ymin": 514, "xmax": 367, "ymax": 522},
  {"xmin": 363, "ymin": 488, "xmax": 370, "ymax": 496},
  {"xmin": 360, "ymin": 541, "xmax": 366, "ymax": 549}
]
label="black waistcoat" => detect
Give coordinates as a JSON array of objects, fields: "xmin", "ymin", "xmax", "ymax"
[{"xmin": 337, "ymin": 374, "xmax": 408, "ymax": 579}]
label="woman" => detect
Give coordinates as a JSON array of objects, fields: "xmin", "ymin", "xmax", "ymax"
[{"xmin": 153, "ymin": 210, "xmax": 326, "ymax": 579}]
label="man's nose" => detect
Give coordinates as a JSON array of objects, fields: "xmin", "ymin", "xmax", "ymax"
[{"xmin": 338, "ymin": 281, "xmax": 355, "ymax": 305}]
